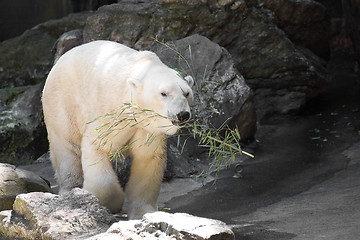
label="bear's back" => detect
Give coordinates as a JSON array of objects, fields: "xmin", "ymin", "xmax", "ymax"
[
  {"xmin": 56, "ymin": 40, "xmax": 137, "ymax": 73},
  {"xmin": 42, "ymin": 41, "xmax": 140, "ymax": 133}
]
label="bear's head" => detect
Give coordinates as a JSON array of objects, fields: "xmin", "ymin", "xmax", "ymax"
[{"xmin": 128, "ymin": 51, "xmax": 194, "ymax": 135}]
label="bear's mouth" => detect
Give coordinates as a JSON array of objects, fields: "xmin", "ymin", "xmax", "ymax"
[
  {"xmin": 171, "ymin": 119, "xmax": 180, "ymax": 126},
  {"xmin": 171, "ymin": 111, "xmax": 191, "ymax": 127},
  {"xmin": 171, "ymin": 119, "xmax": 187, "ymax": 127}
]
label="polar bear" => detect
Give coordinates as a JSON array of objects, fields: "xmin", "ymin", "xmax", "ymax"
[{"xmin": 42, "ymin": 40, "xmax": 194, "ymax": 219}]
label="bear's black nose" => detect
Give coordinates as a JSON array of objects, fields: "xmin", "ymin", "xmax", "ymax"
[{"xmin": 176, "ymin": 111, "xmax": 190, "ymax": 123}]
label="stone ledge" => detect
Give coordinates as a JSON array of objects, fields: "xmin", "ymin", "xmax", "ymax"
[{"xmin": 0, "ymin": 189, "xmax": 234, "ymax": 240}]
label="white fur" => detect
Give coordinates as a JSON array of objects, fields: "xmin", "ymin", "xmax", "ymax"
[{"xmin": 42, "ymin": 40, "xmax": 193, "ymax": 219}]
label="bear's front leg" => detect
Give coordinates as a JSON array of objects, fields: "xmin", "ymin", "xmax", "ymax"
[
  {"xmin": 125, "ymin": 137, "xmax": 167, "ymax": 219},
  {"xmin": 81, "ymin": 135, "xmax": 124, "ymax": 213}
]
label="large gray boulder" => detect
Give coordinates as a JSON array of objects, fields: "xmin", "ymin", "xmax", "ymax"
[
  {"xmin": 0, "ymin": 163, "xmax": 51, "ymax": 211},
  {"xmin": 0, "ymin": 83, "xmax": 48, "ymax": 165},
  {"xmin": 0, "ymin": 188, "xmax": 116, "ymax": 239}
]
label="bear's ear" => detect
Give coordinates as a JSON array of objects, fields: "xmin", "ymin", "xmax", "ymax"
[
  {"xmin": 184, "ymin": 75, "xmax": 194, "ymax": 88},
  {"xmin": 128, "ymin": 77, "xmax": 142, "ymax": 90}
]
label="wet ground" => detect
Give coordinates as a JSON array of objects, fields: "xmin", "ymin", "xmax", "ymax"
[{"xmin": 163, "ymin": 50, "xmax": 360, "ymax": 239}]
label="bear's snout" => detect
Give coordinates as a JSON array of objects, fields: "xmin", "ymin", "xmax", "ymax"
[{"xmin": 176, "ymin": 111, "xmax": 190, "ymax": 124}]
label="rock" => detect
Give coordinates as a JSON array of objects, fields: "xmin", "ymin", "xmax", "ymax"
[
  {"xmin": 0, "ymin": 163, "xmax": 51, "ymax": 211},
  {"xmin": 0, "ymin": 12, "xmax": 92, "ymax": 88},
  {"xmin": 164, "ymin": 143, "xmax": 198, "ymax": 180},
  {"xmin": 226, "ymin": 12, "xmax": 329, "ymax": 120},
  {"xmin": 53, "ymin": 29, "xmax": 84, "ymax": 64},
  {"xmin": 83, "ymin": 0, "xmax": 329, "ymax": 119},
  {"xmin": 0, "ymin": 188, "xmax": 116, "ymax": 239},
  {"xmin": 88, "ymin": 211, "xmax": 235, "ymax": 240},
  {"xmin": 0, "ymin": 83, "xmax": 48, "ymax": 165},
  {"xmin": 19, "ymin": 152, "xmax": 58, "ymax": 192},
  {"xmin": 257, "ymin": 0, "xmax": 331, "ymax": 59},
  {"xmin": 343, "ymin": 0, "xmax": 360, "ymax": 61}
]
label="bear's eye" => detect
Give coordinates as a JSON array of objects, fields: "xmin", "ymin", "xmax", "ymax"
[
  {"xmin": 185, "ymin": 92, "xmax": 190, "ymax": 98},
  {"xmin": 161, "ymin": 92, "xmax": 168, "ymax": 97}
]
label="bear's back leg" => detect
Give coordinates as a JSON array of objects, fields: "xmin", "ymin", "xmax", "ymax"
[{"xmin": 48, "ymin": 132, "xmax": 83, "ymax": 192}]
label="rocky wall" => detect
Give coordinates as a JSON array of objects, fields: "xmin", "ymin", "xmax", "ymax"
[{"xmin": 0, "ymin": 0, "xmax": 330, "ymax": 166}]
